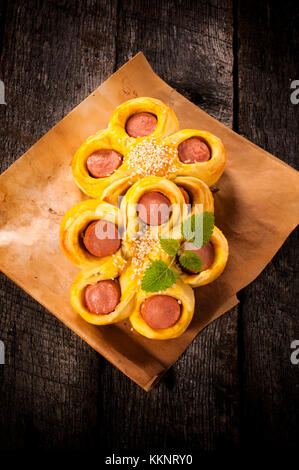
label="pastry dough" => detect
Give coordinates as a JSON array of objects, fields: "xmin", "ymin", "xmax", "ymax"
[
  {"xmin": 101, "ymin": 176, "xmax": 133, "ymax": 206},
  {"xmin": 108, "ymin": 97, "xmax": 179, "ymax": 147},
  {"xmin": 173, "ymin": 176, "xmax": 214, "ymax": 215},
  {"xmin": 180, "ymin": 226, "xmax": 229, "ymax": 287},
  {"xmin": 71, "ymin": 129, "xmax": 130, "ymax": 199},
  {"xmin": 70, "ymin": 258, "xmax": 134, "ymax": 325},
  {"xmin": 61, "ymin": 97, "xmax": 229, "ymax": 336},
  {"xmin": 60, "ymin": 199, "xmax": 124, "ymax": 268},
  {"xmin": 121, "ymin": 263, "xmax": 195, "ymax": 340},
  {"xmin": 130, "ymin": 279, "xmax": 195, "ymax": 340},
  {"xmin": 71, "ymin": 99, "xmax": 225, "ymax": 200},
  {"xmin": 164, "ymin": 129, "xmax": 226, "ymax": 186},
  {"xmin": 120, "ymin": 176, "xmax": 188, "ymax": 258}
]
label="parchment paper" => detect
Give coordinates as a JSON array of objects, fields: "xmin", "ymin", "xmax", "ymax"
[{"xmin": 0, "ymin": 52, "xmax": 298, "ymax": 390}]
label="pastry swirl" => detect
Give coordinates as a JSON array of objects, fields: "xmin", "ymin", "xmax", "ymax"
[
  {"xmin": 173, "ymin": 176, "xmax": 214, "ymax": 215},
  {"xmin": 60, "ymin": 199, "xmax": 124, "ymax": 268},
  {"xmin": 108, "ymin": 97, "xmax": 179, "ymax": 146},
  {"xmin": 180, "ymin": 226, "xmax": 229, "ymax": 287},
  {"xmin": 70, "ymin": 259, "xmax": 134, "ymax": 325},
  {"xmin": 61, "ymin": 97, "xmax": 229, "ymax": 336},
  {"xmin": 122, "ymin": 263, "xmax": 195, "ymax": 340},
  {"xmin": 120, "ymin": 176, "xmax": 188, "ymax": 258},
  {"xmin": 71, "ymin": 129, "xmax": 130, "ymax": 199},
  {"xmin": 71, "ymin": 98, "xmax": 225, "ymax": 201},
  {"xmin": 164, "ymin": 129, "xmax": 226, "ymax": 186}
]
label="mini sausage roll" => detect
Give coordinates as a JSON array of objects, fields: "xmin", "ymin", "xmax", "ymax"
[
  {"xmin": 108, "ymin": 97, "xmax": 179, "ymax": 146},
  {"xmin": 71, "ymin": 129, "xmax": 130, "ymax": 199},
  {"xmin": 70, "ymin": 259, "xmax": 134, "ymax": 325},
  {"xmin": 120, "ymin": 176, "xmax": 188, "ymax": 258},
  {"xmin": 62, "ymin": 97, "xmax": 230, "ymax": 339},
  {"xmin": 60, "ymin": 199, "xmax": 124, "ymax": 268},
  {"xmin": 129, "ymin": 277, "xmax": 195, "ymax": 340},
  {"xmin": 164, "ymin": 129, "xmax": 226, "ymax": 186},
  {"xmin": 180, "ymin": 226, "xmax": 229, "ymax": 287}
]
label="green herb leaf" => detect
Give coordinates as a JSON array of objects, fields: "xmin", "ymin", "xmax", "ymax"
[
  {"xmin": 179, "ymin": 251, "xmax": 203, "ymax": 272},
  {"xmin": 141, "ymin": 260, "xmax": 178, "ymax": 292},
  {"xmin": 159, "ymin": 236, "xmax": 180, "ymax": 256},
  {"xmin": 181, "ymin": 212, "xmax": 215, "ymax": 248}
]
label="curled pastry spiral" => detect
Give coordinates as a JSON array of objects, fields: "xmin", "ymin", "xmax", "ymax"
[
  {"xmin": 61, "ymin": 97, "xmax": 229, "ymax": 337},
  {"xmin": 60, "ymin": 200, "xmax": 123, "ymax": 268},
  {"xmin": 71, "ymin": 260, "xmax": 134, "ymax": 325}
]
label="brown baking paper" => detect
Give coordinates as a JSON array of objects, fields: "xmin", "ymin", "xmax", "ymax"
[{"xmin": 0, "ymin": 53, "xmax": 298, "ymax": 391}]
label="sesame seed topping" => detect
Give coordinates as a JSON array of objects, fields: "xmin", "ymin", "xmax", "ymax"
[
  {"xmin": 111, "ymin": 254, "xmax": 127, "ymax": 271},
  {"xmin": 126, "ymin": 137, "xmax": 178, "ymax": 177},
  {"xmin": 123, "ymin": 229, "xmax": 162, "ymax": 284}
]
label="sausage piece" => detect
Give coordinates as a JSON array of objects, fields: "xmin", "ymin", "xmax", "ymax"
[
  {"xmin": 140, "ymin": 295, "xmax": 181, "ymax": 329},
  {"xmin": 178, "ymin": 137, "xmax": 210, "ymax": 163},
  {"xmin": 86, "ymin": 149, "xmax": 122, "ymax": 178},
  {"xmin": 137, "ymin": 191, "xmax": 171, "ymax": 225},
  {"xmin": 83, "ymin": 220, "xmax": 121, "ymax": 257},
  {"xmin": 181, "ymin": 241, "xmax": 214, "ymax": 272},
  {"xmin": 178, "ymin": 186, "xmax": 191, "ymax": 205},
  {"xmin": 126, "ymin": 112, "xmax": 157, "ymax": 138},
  {"xmin": 84, "ymin": 280, "xmax": 121, "ymax": 315}
]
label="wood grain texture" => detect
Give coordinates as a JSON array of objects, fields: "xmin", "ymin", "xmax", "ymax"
[
  {"xmin": 0, "ymin": 0, "xmax": 118, "ymax": 449},
  {"xmin": 98, "ymin": 311, "xmax": 239, "ymax": 452},
  {"xmin": 237, "ymin": 0, "xmax": 299, "ymax": 451},
  {"xmin": 0, "ymin": 0, "xmax": 240, "ymax": 451},
  {"xmin": 0, "ymin": 0, "xmax": 297, "ymax": 453},
  {"xmin": 101, "ymin": 0, "xmax": 240, "ymax": 453},
  {"xmin": 116, "ymin": 0, "xmax": 234, "ymax": 127}
]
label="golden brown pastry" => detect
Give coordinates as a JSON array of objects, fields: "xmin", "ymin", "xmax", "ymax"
[{"xmin": 61, "ymin": 97, "xmax": 229, "ymax": 337}]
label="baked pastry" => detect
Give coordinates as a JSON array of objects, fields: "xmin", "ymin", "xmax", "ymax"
[
  {"xmin": 164, "ymin": 129, "xmax": 226, "ymax": 186},
  {"xmin": 70, "ymin": 259, "xmax": 134, "ymax": 325},
  {"xmin": 71, "ymin": 97, "xmax": 179, "ymax": 198},
  {"xmin": 179, "ymin": 226, "xmax": 229, "ymax": 287},
  {"xmin": 61, "ymin": 97, "xmax": 229, "ymax": 339},
  {"xmin": 125, "ymin": 264, "xmax": 195, "ymax": 340},
  {"xmin": 60, "ymin": 200, "xmax": 123, "ymax": 268},
  {"xmin": 120, "ymin": 176, "xmax": 188, "ymax": 254},
  {"xmin": 71, "ymin": 98, "xmax": 225, "ymax": 200}
]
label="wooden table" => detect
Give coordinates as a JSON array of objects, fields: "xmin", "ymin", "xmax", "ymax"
[{"xmin": 0, "ymin": 0, "xmax": 298, "ymax": 452}]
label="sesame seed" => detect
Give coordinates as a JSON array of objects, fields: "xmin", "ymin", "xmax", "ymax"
[
  {"xmin": 123, "ymin": 229, "xmax": 162, "ymax": 282},
  {"xmin": 126, "ymin": 137, "xmax": 178, "ymax": 178}
]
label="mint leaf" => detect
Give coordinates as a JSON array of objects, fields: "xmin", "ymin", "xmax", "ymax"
[
  {"xmin": 179, "ymin": 251, "xmax": 203, "ymax": 272},
  {"xmin": 181, "ymin": 212, "xmax": 214, "ymax": 248},
  {"xmin": 141, "ymin": 260, "xmax": 178, "ymax": 292},
  {"xmin": 159, "ymin": 236, "xmax": 180, "ymax": 256}
]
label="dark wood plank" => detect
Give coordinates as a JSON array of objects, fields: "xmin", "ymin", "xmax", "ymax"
[
  {"xmin": 99, "ymin": 312, "xmax": 240, "ymax": 452},
  {"xmin": 116, "ymin": 0, "xmax": 234, "ymax": 127},
  {"xmin": 237, "ymin": 0, "xmax": 299, "ymax": 451},
  {"xmin": 1, "ymin": 0, "xmax": 284, "ymax": 452},
  {"xmin": 0, "ymin": 0, "xmax": 118, "ymax": 449},
  {"xmin": 0, "ymin": 0, "xmax": 240, "ymax": 452},
  {"xmin": 98, "ymin": 0, "xmax": 240, "ymax": 452}
]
